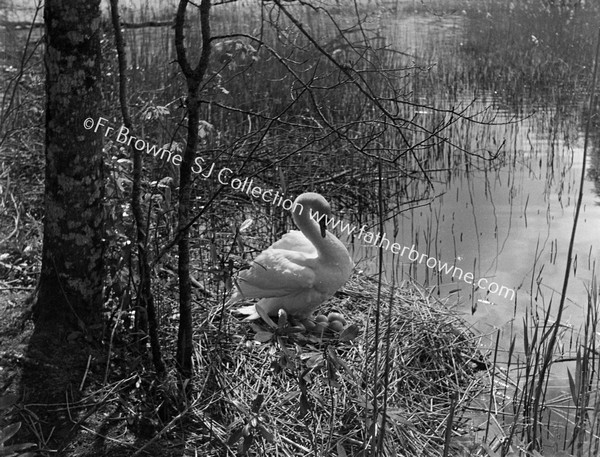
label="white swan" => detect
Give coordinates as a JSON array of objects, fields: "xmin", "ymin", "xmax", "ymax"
[{"xmin": 228, "ymin": 192, "xmax": 354, "ymax": 320}]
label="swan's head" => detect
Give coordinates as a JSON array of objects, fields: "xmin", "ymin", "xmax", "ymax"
[{"xmin": 293, "ymin": 192, "xmax": 332, "ymax": 238}]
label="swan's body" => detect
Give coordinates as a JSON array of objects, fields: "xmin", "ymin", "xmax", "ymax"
[{"xmin": 228, "ymin": 192, "xmax": 354, "ymax": 320}]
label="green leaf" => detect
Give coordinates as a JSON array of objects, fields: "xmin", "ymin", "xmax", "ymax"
[
  {"xmin": 67, "ymin": 331, "xmax": 82, "ymax": 342},
  {"xmin": 227, "ymin": 426, "xmax": 244, "ymax": 445},
  {"xmin": 249, "ymin": 323, "xmax": 263, "ymax": 333},
  {"xmin": 254, "ymin": 331, "xmax": 273, "ymax": 343},
  {"xmin": 567, "ymin": 367, "xmax": 579, "ymax": 403},
  {"xmin": 255, "ymin": 304, "xmax": 277, "ymax": 329},
  {"xmin": 285, "ymin": 326, "xmax": 305, "ymax": 334},
  {"xmin": 257, "ymin": 424, "xmax": 274, "ymax": 443},
  {"xmin": 337, "ymin": 441, "xmax": 348, "ymax": 457},
  {"xmin": 0, "ymin": 422, "xmax": 21, "ymax": 446},
  {"xmin": 0, "ymin": 442, "xmax": 36, "ymax": 455},
  {"xmin": 250, "ymin": 394, "xmax": 264, "ymax": 413},
  {"xmin": 339, "ymin": 324, "xmax": 359, "ymax": 342},
  {"xmin": 306, "ymin": 354, "xmax": 323, "ymax": 369},
  {"xmin": 240, "ymin": 433, "xmax": 253, "ymax": 455}
]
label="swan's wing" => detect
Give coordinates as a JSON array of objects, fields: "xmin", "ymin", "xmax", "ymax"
[
  {"xmin": 268, "ymin": 230, "xmax": 317, "ymax": 255},
  {"xmin": 230, "ymin": 248, "xmax": 316, "ymax": 301}
]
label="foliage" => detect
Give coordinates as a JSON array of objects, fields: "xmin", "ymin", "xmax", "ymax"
[{"xmin": 0, "ymin": 394, "xmax": 35, "ymax": 457}]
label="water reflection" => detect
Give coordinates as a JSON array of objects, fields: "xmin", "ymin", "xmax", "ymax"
[
  {"xmin": 351, "ymin": 99, "xmax": 598, "ymax": 323},
  {"xmin": 342, "ymin": 3, "xmax": 600, "ymax": 447}
]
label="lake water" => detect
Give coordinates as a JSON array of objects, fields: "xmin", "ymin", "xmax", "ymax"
[{"xmin": 347, "ymin": 1, "xmax": 600, "ymax": 356}]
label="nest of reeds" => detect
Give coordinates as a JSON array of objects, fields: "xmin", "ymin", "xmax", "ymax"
[{"xmin": 188, "ymin": 273, "xmax": 488, "ymax": 456}]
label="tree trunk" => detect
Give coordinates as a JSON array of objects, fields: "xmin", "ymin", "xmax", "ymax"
[
  {"xmin": 35, "ymin": 0, "xmax": 104, "ymax": 333},
  {"xmin": 176, "ymin": 87, "xmax": 200, "ymax": 379},
  {"xmin": 174, "ymin": 0, "xmax": 212, "ymax": 380},
  {"xmin": 19, "ymin": 1, "xmax": 105, "ymax": 448}
]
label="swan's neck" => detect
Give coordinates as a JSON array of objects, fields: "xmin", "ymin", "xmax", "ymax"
[
  {"xmin": 292, "ymin": 204, "xmax": 342, "ymax": 261},
  {"xmin": 292, "ymin": 205, "xmax": 323, "ymax": 249}
]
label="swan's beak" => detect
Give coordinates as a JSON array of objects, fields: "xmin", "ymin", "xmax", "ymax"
[{"xmin": 319, "ymin": 219, "xmax": 327, "ymax": 238}]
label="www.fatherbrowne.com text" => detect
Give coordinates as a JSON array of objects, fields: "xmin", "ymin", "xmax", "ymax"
[
  {"xmin": 85, "ymin": 116, "xmax": 516, "ymax": 301},
  {"xmin": 307, "ymin": 206, "xmax": 515, "ymax": 300}
]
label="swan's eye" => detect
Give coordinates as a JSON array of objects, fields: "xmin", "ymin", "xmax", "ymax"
[{"xmin": 319, "ymin": 218, "xmax": 327, "ymax": 238}]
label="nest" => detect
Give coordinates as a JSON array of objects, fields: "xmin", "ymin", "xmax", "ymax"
[{"xmin": 189, "ymin": 273, "xmax": 489, "ymax": 456}]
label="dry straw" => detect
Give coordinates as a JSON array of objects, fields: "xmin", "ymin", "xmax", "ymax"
[{"xmin": 188, "ymin": 273, "xmax": 489, "ymax": 456}]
